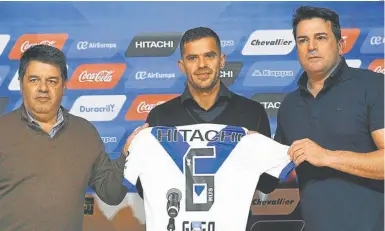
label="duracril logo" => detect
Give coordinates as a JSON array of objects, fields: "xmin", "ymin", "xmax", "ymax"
[
  {"xmin": 244, "ymin": 61, "xmax": 301, "ymax": 87},
  {"xmin": 69, "ymin": 95, "xmax": 126, "ymax": 121},
  {"xmin": 0, "ymin": 34, "xmax": 10, "ymax": 56},
  {"xmin": 67, "ymin": 63, "xmax": 126, "ymax": 90},
  {"xmin": 125, "ymin": 32, "xmax": 183, "ymax": 57},
  {"xmin": 360, "ymin": 28, "xmax": 384, "ymax": 54},
  {"xmin": 250, "ymin": 188, "xmax": 300, "ymax": 215},
  {"xmin": 341, "ymin": 28, "xmax": 360, "ymax": 54},
  {"xmin": 368, "ymin": 59, "xmax": 384, "ymax": 74},
  {"xmin": 125, "ymin": 94, "xmax": 179, "ymax": 121},
  {"xmin": 251, "ymin": 93, "xmax": 286, "ymax": 118},
  {"xmin": 242, "ymin": 30, "xmax": 295, "ymax": 55},
  {"xmin": 9, "ymin": 34, "xmax": 68, "ymax": 60}
]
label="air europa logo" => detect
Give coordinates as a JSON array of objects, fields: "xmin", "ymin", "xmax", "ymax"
[
  {"xmin": 341, "ymin": 28, "xmax": 360, "ymax": 54},
  {"xmin": 67, "ymin": 63, "xmax": 126, "ymax": 89},
  {"xmin": 125, "ymin": 94, "xmax": 179, "ymax": 121},
  {"xmin": 9, "ymin": 34, "xmax": 68, "ymax": 60},
  {"xmin": 368, "ymin": 59, "xmax": 384, "ymax": 74}
]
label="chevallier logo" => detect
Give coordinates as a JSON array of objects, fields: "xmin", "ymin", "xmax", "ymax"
[
  {"xmin": 9, "ymin": 34, "xmax": 68, "ymax": 60},
  {"xmin": 125, "ymin": 94, "xmax": 179, "ymax": 121}
]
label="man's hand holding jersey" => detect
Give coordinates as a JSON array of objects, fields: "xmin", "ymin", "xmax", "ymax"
[
  {"xmin": 288, "ymin": 138, "xmax": 331, "ymax": 167},
  {"xmin": 122, "ymin": 123, "xmax": 149, "ymax": 156}
]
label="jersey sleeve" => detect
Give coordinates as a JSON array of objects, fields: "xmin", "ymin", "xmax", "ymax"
[
  {"xmin": 124, "ymin": 130, "xmax": 146, "ymax": 185},
  {"xmin": 239, "ymin": 133, "xmax": 296, "ymax": 182}
]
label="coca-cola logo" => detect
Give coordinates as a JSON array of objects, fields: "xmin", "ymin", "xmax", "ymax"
[
  {"xmin": 136, "ymin": 101, "xmax": 165, "ymax": 113},
  {"xmin": 374, "ymin": 66, "xmax": 385, "ymax": 74},
  {"xmin": 79, "ymin": 70, "xmax": 114, "ymax": 82},
  {"xmin": 20, "ymin": 40, "xmax": 56, "ymax": 52}
]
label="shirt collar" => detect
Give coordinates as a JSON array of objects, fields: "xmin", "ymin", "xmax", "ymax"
[
  {"xmin": 297, "ymin": 56, "xmax": 349, "ymax": 92},
  {"xmin": 20, "ymin": 104, "xmax": 67, "ymax": 126},
  {"xmin": 180, "ymin": 81, "xmax": 233, "ymax": 104}
]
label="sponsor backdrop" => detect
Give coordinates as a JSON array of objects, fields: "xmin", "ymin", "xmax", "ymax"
[{"xmin": 0, "ymin": 1, "xmax": 383, "ymax": 231}]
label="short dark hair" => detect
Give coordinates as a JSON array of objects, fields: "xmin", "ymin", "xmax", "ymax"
[
  {"xmin": 18, "ymin": 44, "xmax": 67, "ymax": 82},
  {"xmin": 179, "ymin": 27, "xmax": 221, "ymax": 57},
  {"xmin": 292, "ymin": 6, "xmax": 342, "ymax": 42}
]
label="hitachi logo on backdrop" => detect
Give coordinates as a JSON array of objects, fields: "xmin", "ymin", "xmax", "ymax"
[
  {"xmin": 80, "ymin": 104, "xmax": 115, "ymax": 112},
  {"xmin": 135, "ymin": 40, "xmax": 174, "ymax": 48},
  {"xmin": 135, "ymin": 71, "xmax": 176, "ymax": 80},
  {"xmin": 220, "ymin": 70, "xmax": 233, "ymax": 78},
  {"xmin": 137, "ymin": 101, "xmax": 165, "ymax": 113},
  {"xmin": 79, "ymin": 70, "xmax": 114, "ymax": 82},
  {"xmin": 261, "ymin": 102, "xmax": 281, "ymax": 109},
  {"xmin": 251, "ymin": 39, "xmax": 292, "ymax": 46}
]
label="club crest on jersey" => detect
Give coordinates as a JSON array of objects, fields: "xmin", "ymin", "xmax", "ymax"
[{"xmin": 182, "ymin": 221, "xmax": 215, "ymax": 231}]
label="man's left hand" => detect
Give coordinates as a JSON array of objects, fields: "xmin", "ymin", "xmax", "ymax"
[{"xmin": 288, "ymin": 138, "xmax": 331, "ymax": 167}]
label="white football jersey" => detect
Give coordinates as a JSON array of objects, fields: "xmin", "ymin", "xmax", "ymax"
[{"xmin": 124, "ymin": 123, "xmax": 295, "ymax": 231}]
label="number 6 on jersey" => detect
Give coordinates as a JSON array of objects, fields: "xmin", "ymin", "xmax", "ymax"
[{"xmin": 184, "ymin": 147, "xmax": 216, "ymax": 212}]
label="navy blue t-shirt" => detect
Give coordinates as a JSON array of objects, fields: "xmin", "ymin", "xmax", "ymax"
[{"xmin": 275, "ymin": 58, "xmax": 384, "ymax": 231}]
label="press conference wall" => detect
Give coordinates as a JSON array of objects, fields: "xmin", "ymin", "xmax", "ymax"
[{"xmin": 0, "ymin": 1, "xmax": 383, "ymax": 231}]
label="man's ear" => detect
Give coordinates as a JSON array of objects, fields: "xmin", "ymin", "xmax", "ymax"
[
  {"xmin": 220, "ymin": 53, "xmax": 226, "ymax": 69},
  {"xmin": 178, "ymin": 59, "xmax": 186, "ymax": 74},
  {"xmin": 338, "ymin": 38, "xmax": 346, "ymax": 55}
]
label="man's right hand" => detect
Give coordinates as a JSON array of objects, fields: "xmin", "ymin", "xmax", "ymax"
[{"xmin": 122, "ymin": 123, "xmax": 149, "ymax": 156}]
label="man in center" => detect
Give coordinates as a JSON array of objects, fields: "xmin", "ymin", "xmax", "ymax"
[{"xmin": 127, "ymin": 27, "xmax": 276, "ymax": 219}]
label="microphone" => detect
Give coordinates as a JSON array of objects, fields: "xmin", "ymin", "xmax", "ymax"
[{"xmin": 166, "ymin": 188, "xmax": 182, "ymax": 218}]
